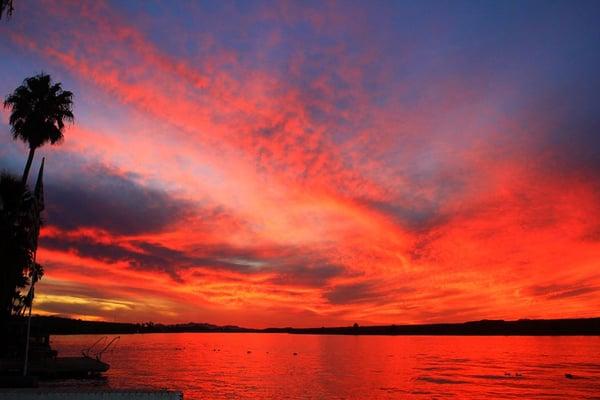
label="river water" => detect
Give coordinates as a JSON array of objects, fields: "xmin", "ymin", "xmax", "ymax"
[{"xmin": 48, "ymin": 333, "xmax": 600, "ymax": 399}]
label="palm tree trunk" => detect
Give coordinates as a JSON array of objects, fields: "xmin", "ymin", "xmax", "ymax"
[{"xmin": 22, "ymin": 147, "xmax": 35, "ymax": 185}]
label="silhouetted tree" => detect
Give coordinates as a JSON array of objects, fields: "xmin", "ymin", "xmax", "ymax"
[
  {"xmin": 0, "ymin": 173, "xmax": 35, "ymax": 322},
  {"xmin": 4, "ymin": 73, "xmax": 73, "ymax": 184},
  {"xmin": 0, "ymin": 0, "xmax": 14, "ymax": 20}
]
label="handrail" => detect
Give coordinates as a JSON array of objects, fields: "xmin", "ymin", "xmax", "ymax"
[
  {"xmin": 82, "ymin": 336, "xmax": 107, "ymax": 358},
  {"xmin": 96, "ymin": 336, "xmax": 120, "ymax": 360}
]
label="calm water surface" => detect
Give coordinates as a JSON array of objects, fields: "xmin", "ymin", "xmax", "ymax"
[{"xmin": 48, "ymin": 333, "xmax": 600, "ymax": 399}]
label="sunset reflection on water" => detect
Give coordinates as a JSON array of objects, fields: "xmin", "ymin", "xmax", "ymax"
[{"xmin": 50, "ymin": 333, "xmax": 600, "ymax": 399}]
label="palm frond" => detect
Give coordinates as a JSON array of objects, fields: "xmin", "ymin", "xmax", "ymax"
[
  {"xmin": 0, "ymin": 0, "xmax": 14, "ymax": 20},
  {"xmin": 4, "ymin": 73, "xmax": 74, "ymax": 150}
]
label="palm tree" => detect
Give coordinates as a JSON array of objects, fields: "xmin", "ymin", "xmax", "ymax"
[
  {"xmin": 0, "ymin": 0, "xmax": 13, "ymax": 20},
  {"xmin": 4, "ymin": 73, "xmax": 73, "ymax": 185},
  {"xmin": 0, "ymin": 173, "xmax": 35, "ymax": 322}
]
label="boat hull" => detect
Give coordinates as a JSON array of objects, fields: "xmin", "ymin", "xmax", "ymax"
[{"xmin": 0, "ymin": 357, "xmax": 109, "ymax": 378}]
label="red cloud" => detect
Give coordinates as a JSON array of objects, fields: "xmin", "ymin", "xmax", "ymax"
[{"xmin": 2, "ymin": 0, "xmax": 598, "ymax": 326}]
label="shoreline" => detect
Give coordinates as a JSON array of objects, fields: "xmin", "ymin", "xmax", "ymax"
[
  {"xmin": 26, "ymin": 316, "xmax": 600, "ymax": 336},
  {"xmin": 0, "ymin": 389, "xmax": 182, "ymax": 400}
]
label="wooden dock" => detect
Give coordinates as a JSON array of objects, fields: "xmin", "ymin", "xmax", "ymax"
[{"xmin": 0, "ymin": 388, "xmax": 183, "ymax": 399}]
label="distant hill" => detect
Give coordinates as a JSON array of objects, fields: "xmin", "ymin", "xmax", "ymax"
[
  {"xmin": 27, "ymin": 316, "xmax": 252, "ymax": 335},
  {"xmin": 266, "ymin": 318, "xmax": 600, "ymax": 336},
  {"xmin": 26, "ymin": 316, "xmax": 600, "ymax": 336}
]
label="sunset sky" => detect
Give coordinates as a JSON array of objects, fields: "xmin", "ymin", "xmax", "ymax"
[{"xmin": 1, "ymin": 0, "xmax": 599, "ymax": 327}]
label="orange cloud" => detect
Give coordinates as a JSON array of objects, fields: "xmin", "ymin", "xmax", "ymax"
[{"xmin": 1, "ymin": 0, "xmax": 598, "ymax": 327}]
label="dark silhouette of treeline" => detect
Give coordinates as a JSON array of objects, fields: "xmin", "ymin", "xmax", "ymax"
[
  {"xmin": 26, "ymin": 316, "xmax": 250, "ymax": 335},
  {"xmin": 265, "ymin": 318, "xmax": 600, "ymax": 336},
  {"xmin": 28, "ymin": 316, "xmax": 600, "ymax": 336}
]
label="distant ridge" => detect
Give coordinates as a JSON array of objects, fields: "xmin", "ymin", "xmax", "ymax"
[
  {"xmin": 25, "ymin": 316, "xmax": 600, "ymax": 336},
  {"xmin": 265, "ymin": 318, "xmax": 600, "ymax": 336}
]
